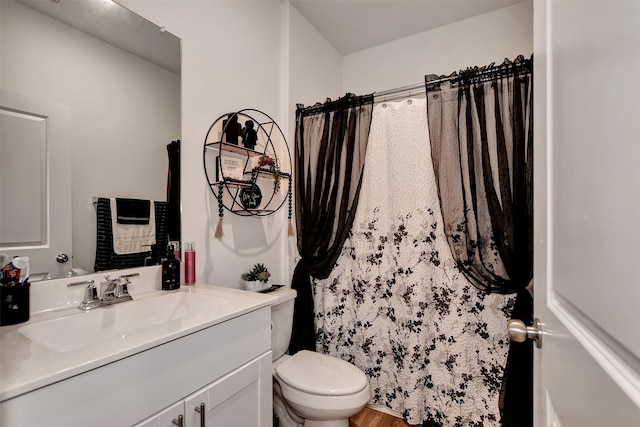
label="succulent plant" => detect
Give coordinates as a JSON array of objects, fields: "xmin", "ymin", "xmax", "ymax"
[{"xmin": 240, "ymin": 263, "xmax": 271, "ymax": 283}]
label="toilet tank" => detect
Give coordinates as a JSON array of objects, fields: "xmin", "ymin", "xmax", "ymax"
[{"xmin": 269, "ymin": 287, "xmax": 297, "ymax": 361}]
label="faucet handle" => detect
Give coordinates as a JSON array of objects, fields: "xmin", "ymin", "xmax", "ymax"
[
  {"xmin": 67, "ymin": 278, "xmax": 95, "ymax": 288},
  {"xmin": 78, "ymin": 282, "xmax": 100, "ymax": 310}
]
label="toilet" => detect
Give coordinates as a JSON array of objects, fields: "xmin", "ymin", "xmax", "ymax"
[{"xmin": 270, "ymin": 287, "xmax": 370, "ymax": 427}]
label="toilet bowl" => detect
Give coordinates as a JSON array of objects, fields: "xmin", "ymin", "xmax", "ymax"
[
  {"xmin": 274, "ymin": 350, "xmax": 370, "ymax": 426},
  {"xmin": 269, "ymin": 289, "xmax": 371, "ymax": 427}
]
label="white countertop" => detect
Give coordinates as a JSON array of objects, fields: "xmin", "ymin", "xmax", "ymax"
[{"xmin": 0, "ymin": 280, "xmax": 277, "ymax": 402}]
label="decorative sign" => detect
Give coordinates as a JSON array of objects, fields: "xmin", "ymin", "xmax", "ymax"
[
  {"xmin": 218, "ymin": 155, "xmax": 244, "ymax": 181},
  {"xmin": 239, "ymin": 185, "xmax": 262, "ymax": 209}
]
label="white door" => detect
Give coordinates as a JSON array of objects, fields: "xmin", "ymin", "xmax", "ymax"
[
  {"xmin": 0, "ymin": 91, "xmax": 72, "ymax": 279},
  {"xmin": 532, "ymin": 1, "xmax": 640, "ymax": 425}
]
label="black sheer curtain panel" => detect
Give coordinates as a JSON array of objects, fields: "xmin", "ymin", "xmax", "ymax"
[
  {"xmin": 425, "ymin": 55, "xmax": 534, "ymax": 427},
  {"xmin": 290, "ymin": 93, "xmax": 374, "ymax": 353},
  {"xmin": 166, "ymin": 140, "xmax": 181, "ymax": 242}
]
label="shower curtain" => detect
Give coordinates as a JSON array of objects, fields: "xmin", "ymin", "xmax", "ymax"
[
  {"xmin": 314, "ymin": 97, "xmax": 515, "ymax": 426},
  {"xmin": 427, "ymin": 55, "xmax": 534, "ymax": 427}
]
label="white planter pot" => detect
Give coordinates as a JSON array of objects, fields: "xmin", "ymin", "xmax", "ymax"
[{"xmin": 242, "ymin": 280, "xmax": 270, "ymax": 292}]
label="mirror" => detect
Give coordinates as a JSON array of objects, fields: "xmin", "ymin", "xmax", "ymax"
[{"xmin": 0, "ymin": 0, "xmax": 181, "ymax": 280}]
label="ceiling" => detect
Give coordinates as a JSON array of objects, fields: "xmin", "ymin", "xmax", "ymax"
[
  {"xmin": 16, "ymin": 0, "xmax": 526, "ymax": 73},
  {"xmin": 14, "ymin": 0, "xmax": 181, "ymax": 74},
  {"xmin": 291, "ymin": 0, "xmax": 527, "ymax": 55}
]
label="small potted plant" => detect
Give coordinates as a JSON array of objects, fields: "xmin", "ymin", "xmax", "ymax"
[
  {"xmin": 240, "ymin": 263, "xmax": 271, "ymax": 291},
  {"xmin": 257, "ymin": 155, "xmax": 281, "ymax": 193}
]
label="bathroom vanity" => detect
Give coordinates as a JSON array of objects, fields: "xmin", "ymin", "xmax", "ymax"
[{"xmin": 0, "ymin": 268, "xmax": 276, "ymax": 426}]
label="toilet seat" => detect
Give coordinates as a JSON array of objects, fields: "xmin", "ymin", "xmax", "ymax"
[{"xmin": 275, "ymin": 350, "xmax": 368, "ymax": 396}]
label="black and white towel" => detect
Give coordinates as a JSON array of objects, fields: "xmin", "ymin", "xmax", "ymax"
[{"xmin": 94, "ymin": 198, "xmax": 168, "ymax": 272}]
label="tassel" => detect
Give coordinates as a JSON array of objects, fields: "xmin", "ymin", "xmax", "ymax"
[
  {"xmin": 288, "ymin": 219, "xmax": 295, "ymax": 237},
  {"xmin": 214, "ymin": 217, "xmax": 224, "ymax": 239}
]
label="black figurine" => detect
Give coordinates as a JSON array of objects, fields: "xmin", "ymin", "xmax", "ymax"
[
  {"xmin": 222, "ymin": 113, "xmax": 242, "ymax": 145},
  {"xmin": 242, "ymin": 120, "xmax": 258, "ymax": 150}
]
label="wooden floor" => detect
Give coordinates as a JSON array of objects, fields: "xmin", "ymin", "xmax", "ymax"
[{"xmin": 349, "ymin": 407, "xmax": 419, "ymax": 427}]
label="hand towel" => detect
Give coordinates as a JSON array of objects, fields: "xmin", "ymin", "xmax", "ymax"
[
  {"xmin": 110, "ymin": 198, "xmax": 156, "ymax": 254},
  {"xmin": 115, "ymin": 198, "xmax": 151, "ymax": 224}
]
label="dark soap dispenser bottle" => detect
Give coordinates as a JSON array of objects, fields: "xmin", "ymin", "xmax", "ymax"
[{"xmin": 162, "ymin": 245, "xmax": 180, "ymax": 290}]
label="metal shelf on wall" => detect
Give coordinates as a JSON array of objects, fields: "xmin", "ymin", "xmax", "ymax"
[
  {"xmin": 202, "ymin": 109, "xmax": 292, "ymax": 218},
  {"xmin": 230, "ymin": 208, "xmax": 276, "ymax": 215},
  {"xmin": 204, "ymin": 141, "xmax": 263, "ymax": 157},
  {"xmin": 208, "ymin": 179, "xmax": 253, "ymax": 189},
  {"xmin": 253, "ymin": 168, "xmax": 291, "ymax": 179}
]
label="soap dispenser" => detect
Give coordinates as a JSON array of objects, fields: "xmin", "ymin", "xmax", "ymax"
[{"xmin": 161, "ymin": 245, "xmax": 180, "ymax": 290}]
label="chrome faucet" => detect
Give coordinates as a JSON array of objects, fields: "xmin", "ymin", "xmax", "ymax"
[
  {"xmin": 100, "ymin": 275, "xmax": 119, "ymax": 301},
  {"xmin": 69, "ymin": 273, "xmax": 138, "ymax": 310}
]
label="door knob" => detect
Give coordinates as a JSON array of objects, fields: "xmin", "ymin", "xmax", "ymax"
[{"xmin": 507, "ymin": 318, "xmax": 542, "ymax": 348}]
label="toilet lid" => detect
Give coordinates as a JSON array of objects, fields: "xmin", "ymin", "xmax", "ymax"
[{"xmin": 275, "ymin": 350, "xmax": 368, "ymax": 396}]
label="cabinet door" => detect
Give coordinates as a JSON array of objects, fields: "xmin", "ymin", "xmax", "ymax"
[
  {"xmin": 133, "ymin": 400, "xmax": 184, "ymax": 427},
  {"xmin": 184, "ymin": 353, "xmax": 271, "ymax": 427}
]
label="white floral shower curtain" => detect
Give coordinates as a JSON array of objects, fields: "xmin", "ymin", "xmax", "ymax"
[{"xmin": 313, "ymin": 97, "xmax": 515, "ymax": 426}]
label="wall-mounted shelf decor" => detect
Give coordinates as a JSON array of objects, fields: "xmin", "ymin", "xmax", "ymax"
[{"xmin": 203, "ymin": 109, "xmax": 292, "ymax": 238}]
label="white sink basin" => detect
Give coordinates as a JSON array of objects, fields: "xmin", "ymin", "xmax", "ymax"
[{"xmin": 18, "ymin": 292, "xmax": 227, "ymax": 352}]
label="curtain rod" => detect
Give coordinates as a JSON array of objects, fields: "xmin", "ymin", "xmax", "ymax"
[
  {"xmin": 374, "ymin": 82, "xmax": 425, "ymax": 98},
  {"xmin": 374, "ymin": 55, "xmax": 532, "ymax": 102},
  {"xmin": 426, "ymin": 55, "xmax": 532, "ymax": 89},
  {"xmin": 297, "ymin": 93, "xmax": 375, "ymax": 115}
]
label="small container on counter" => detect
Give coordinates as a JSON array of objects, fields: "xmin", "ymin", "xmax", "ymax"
[
  {"xmin": 184, "ymin": 242, "xmax": 196, "ymax": 285},
  {"xmin": 0, "ymin": 283, "xmax": 30, "ymax": 325},
  {"xmin": 161, "ymin": 245, "xmax": 181, "ymax": 291},
  {"xmin": 1, "ymin": 256, "xmax": 31, "ymax": 326}
]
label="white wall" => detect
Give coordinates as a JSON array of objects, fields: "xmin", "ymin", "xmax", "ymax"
[
  {"xmin": 1, "ymin": 0, "xmax": 180, "ymax": 273},
  {"xmin": 119, "ymin": 0, "xmax": 291, "ymax": 288},
  {"xmin": 117, "ymin": 0, "xmax": 533, "ymax": 290},
  {"xmin": 342, "ymin": 1, "xmax": 533, "ymax": 95},
  {"xmin": 285, "ymin": 3, "xmax": 343, "ymax": 278},
  {"xmin": 287, "ymin": 5, "xmax": 343, "ymax": 110}
]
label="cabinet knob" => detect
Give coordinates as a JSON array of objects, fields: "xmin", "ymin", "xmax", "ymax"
[{"xmin": 171, "ymin": 415, "xmax": 183, "ymax": 427}]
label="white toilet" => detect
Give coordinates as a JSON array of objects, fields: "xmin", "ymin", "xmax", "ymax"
[{"xmin": 270, "ymin": 287, "xmax": 370, "ymax": 427}]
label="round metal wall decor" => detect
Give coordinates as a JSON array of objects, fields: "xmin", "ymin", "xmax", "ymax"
[{"xmin": 202, "ymin": 108, "xmax": 292, "ymax": 217}]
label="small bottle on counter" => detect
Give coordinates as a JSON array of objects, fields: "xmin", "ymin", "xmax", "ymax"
[
  {"xmin": 184, "ymin": 242, "xmax": 196, "ymax": 285},
  {"xmin": 161, "ymin": 245, "xmax": 181, "ymax": 290}
]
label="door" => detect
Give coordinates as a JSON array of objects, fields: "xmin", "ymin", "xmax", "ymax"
[
  {"xmin": 0, "ymin": 91, "xmax": 72, "ymax": 278},
  {"xmin": 533, "ymin": 1, "xmax": 640, "ymax": 425}
]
